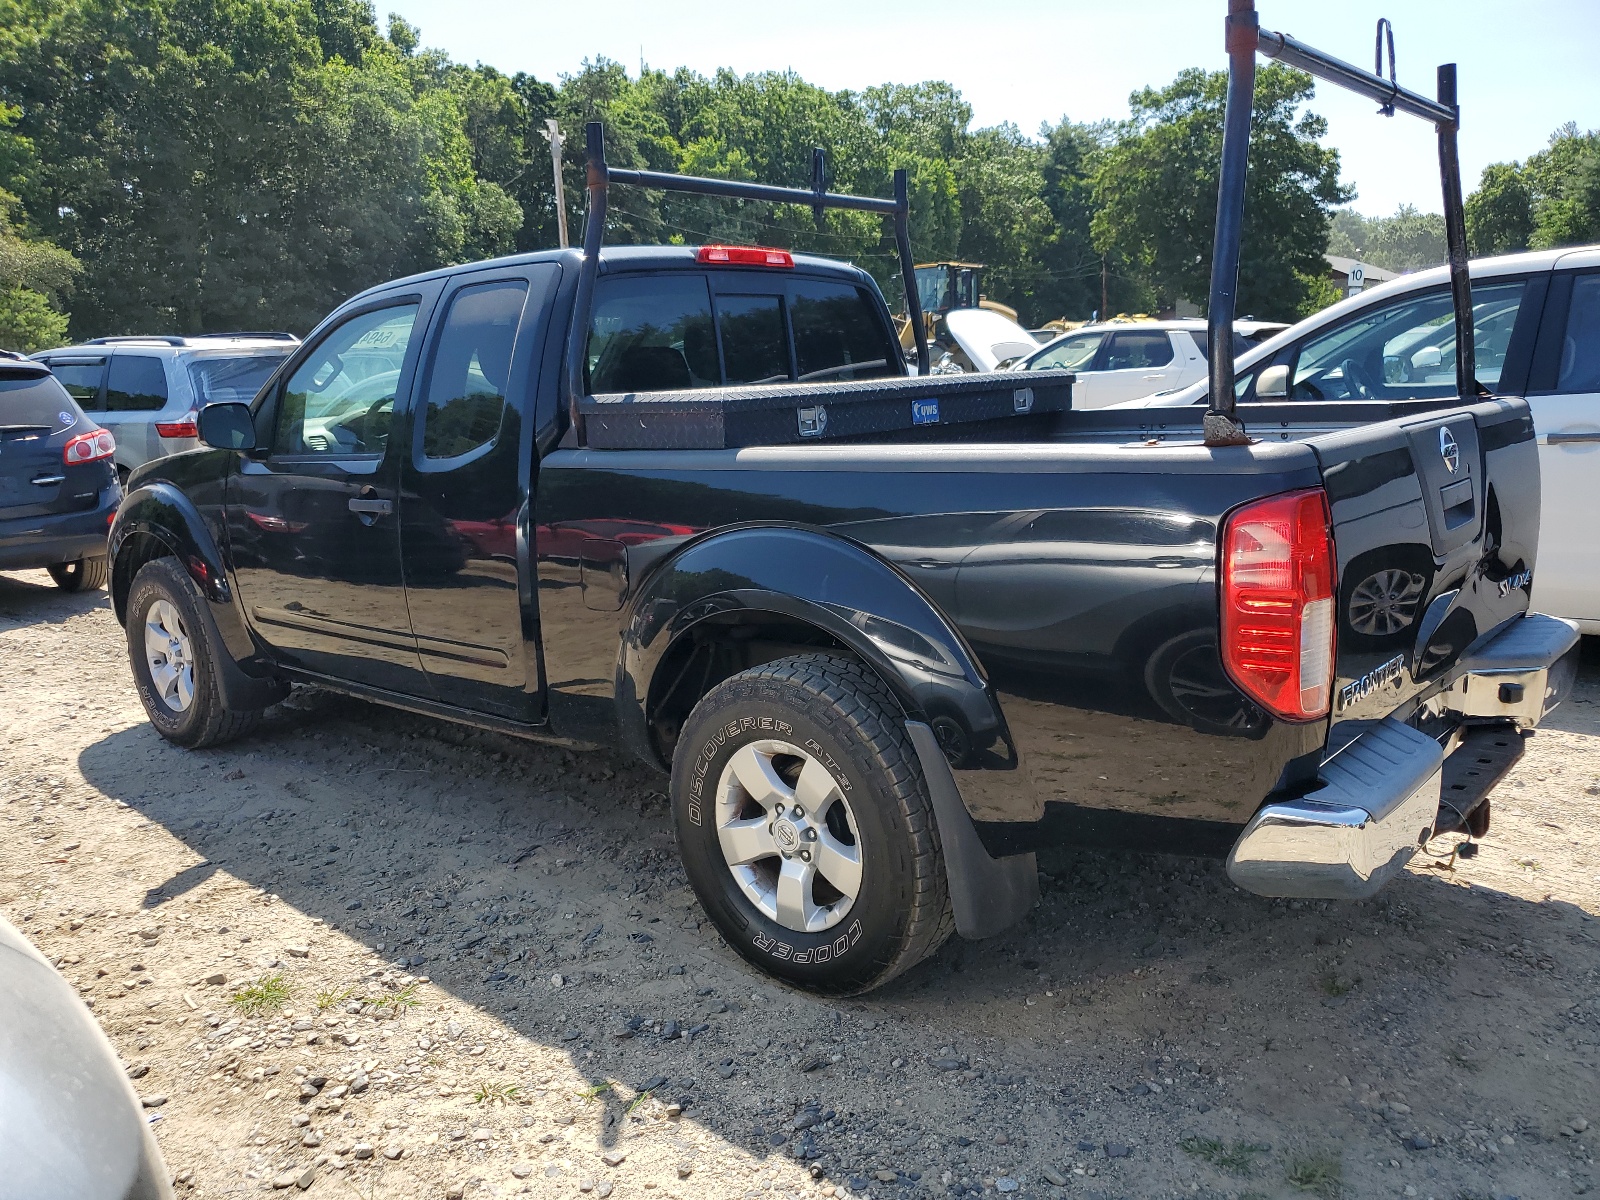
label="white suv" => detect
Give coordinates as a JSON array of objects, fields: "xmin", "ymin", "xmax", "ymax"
[
  {"xmin": 32, "ymin": 334, "xmax": 298, "ymax": 482},
  {"xmin": 1008, "ymin": 318, "xmax": 1287, "ymax": 408},
  {"xmin": 1119, "ymin": 246, "xmax": 1600, "ymax": 632}
]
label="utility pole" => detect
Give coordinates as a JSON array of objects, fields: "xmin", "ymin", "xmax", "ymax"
[
  {"xmin": 1100, "ymin": 254, "xmax": 1108, "ymax": 320},
  {"xmin": 545, "ymin": 118, "xmax": 569, "ymax": 249}
]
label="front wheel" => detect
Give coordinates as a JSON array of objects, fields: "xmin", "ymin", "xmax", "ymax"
[
  {"xmin": 126, "ymin": 558, "xmax": 261, "ymax": 748},
  {"xmin": 671, "ymin": 654, "xmax": 952, "ymax": 995},
  {"xmin": 48, "ymin": 556, "xmax": 108, "ymax": 592}
]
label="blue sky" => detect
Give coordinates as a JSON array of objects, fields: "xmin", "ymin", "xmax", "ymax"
[{"xmin": 389, "ymin": 0, "xmax": 1600, "ymax": 217}]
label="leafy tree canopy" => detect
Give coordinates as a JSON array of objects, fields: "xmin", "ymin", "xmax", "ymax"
[{"xmin": 2, "ymin": 1, "xmax": 1593, "ymax": 349}]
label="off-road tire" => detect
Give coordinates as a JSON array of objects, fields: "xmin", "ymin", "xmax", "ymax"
[
  {"xmin": 671, "ymin": 653, "xmax": 953, "ymax": 994},
  {"xmin": 48, "ymin": 556, "xmax": 108, "ymax": 592},
  {"xmin": 126, "ymin": 557, "xmax": 261, "ymax": 748}
]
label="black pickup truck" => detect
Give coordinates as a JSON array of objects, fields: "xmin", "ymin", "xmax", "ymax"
[{"xmin": 108, "ymin": 28, "xmax": 1580, "ymax": 993}]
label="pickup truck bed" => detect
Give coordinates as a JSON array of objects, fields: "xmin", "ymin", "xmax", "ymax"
[{"xmin": 108, "ymin": 244, "xmax": 1579, "ymax": 995}]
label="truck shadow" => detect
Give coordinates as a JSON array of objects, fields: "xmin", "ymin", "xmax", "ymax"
[
  {"xmin": 0, "ymin": 568, "xmax": 113, "ymax": 629},
  {"xmin": 75, "ymin": 669, "xmax": 1599, "ymax": 1198}
]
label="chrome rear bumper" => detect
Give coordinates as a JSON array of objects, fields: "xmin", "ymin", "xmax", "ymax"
[
  {"xmin": 1440, "ymin": 612, "xmax": 1580, "ymax": 726},
  {"xmin": 1227, "ymin": 612, "xmax": 1580, "ymax": 901},
  {"xmin": 1227, "ymin": 718, "xmax": 1442, "ymax": 900}
]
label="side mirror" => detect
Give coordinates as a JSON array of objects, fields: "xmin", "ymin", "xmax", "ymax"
[
  {"xmin": 1255, "ymin": 363, "xmax": 1290, "ymax": 399},
  {"xmin": 197, "ymin": 402, "xmax": 257, "ymax": 451},
  {"xmin": 1411, "ymin": 345, "xmax": 1443, "ymax": 370}
]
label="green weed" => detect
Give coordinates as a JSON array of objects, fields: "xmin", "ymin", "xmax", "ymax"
[
  {"xmin": 1179, "ymin": 1135, "xmax": 1264, "ymax": 1174},
  {"xmin": 230, "ymin": 974, "xmax": 291, "ymax": 1016},
  {"xmin": 1285, "ymin": 1152, "xmax": 1343, "ymax": 1196}
]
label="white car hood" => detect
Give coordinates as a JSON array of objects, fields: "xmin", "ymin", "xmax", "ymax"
[{"xmin": 944, "ymin": 309, "xmax": 1038, "ymax": 373}]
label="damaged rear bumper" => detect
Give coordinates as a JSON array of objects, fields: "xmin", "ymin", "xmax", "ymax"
[{"xmin": 1226, "ymin": 613, "xmax": 1580, "ymax": 900}]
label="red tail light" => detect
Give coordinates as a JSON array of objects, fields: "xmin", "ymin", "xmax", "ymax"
[
  {"xmin": 156, "ymin": 411, "xmax": 199, "ymax": 439},
  {"xmin": 63, "ymin": 428, "xmax": 115, "ymax": 465},
  {"xmin": 696, "ymin": 245, "xmax": 794, "ymax": 267},
  {"xmin": 1220, "ymin": 488, "xmax": 1336, "ymax": 721}
]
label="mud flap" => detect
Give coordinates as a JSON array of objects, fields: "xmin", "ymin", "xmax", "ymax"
[{"xmin": 906, "ymin": 720, "xmax": 1039, "ymax": 940}]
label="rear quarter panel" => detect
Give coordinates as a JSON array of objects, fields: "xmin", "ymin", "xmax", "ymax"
[{"xmin": 535, "ymin": 441, "xmax": 1331, "ymax": 854}]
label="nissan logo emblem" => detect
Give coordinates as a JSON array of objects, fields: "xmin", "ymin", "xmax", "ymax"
[{"xmin": 1439, "ymin": 426, "xmax": 1460, "ymax": 474}]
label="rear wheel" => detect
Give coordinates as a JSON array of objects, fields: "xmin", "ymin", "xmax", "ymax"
[
  {"xmin": 47, "ymin": 556, "xmax": 108, "ymax": 592},
  {"xmin": 671, "ymin": 654, "xmax": 951, "ymax": 995},
  {"xmin": 126, "ymin": 558, "xmax": 261, "ymax": 748}
]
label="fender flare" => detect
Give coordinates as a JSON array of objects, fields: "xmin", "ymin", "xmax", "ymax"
[
  {"xmin": 109, "ymin": 482, "xmax": 285, "ymax": 710},
  {"xmin": 616, "ymin": 525, "xmax": 1012, "ymax": 771}
]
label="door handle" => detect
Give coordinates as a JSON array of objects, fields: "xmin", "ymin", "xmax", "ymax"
[
  {"xmin": 30, "ymin": 473, "xmax": 66, "ymax": 486},
  {"xmin": 911, "ymin": 558, "xmax": 957, "ymax": 570},
  {"xmin": 348, "ymin": 497, "xmax": 393, "ymax": 526},
  {"xmin": 1542, "ymin": 432, "xmax": 1600, "ymax": 445}
]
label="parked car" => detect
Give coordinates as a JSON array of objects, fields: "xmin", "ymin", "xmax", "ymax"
[
  {"xmin": 1008, "ymin": 318, "xmax": 1290, "ymax": 408},
  {"xmin": 0, "ymin": 352, "xmax": 120, "ymax": 590},
  {"xmin": 31, "ymin": 334, "xmax": 298, "ymax": 484},
  {"xmin": 0, "ymin": 911, "xmax": 174, "ymax": 1199},
  {"xmin": 1115, "ymin": 246, "xmax": 1600, "ymax": 634}
]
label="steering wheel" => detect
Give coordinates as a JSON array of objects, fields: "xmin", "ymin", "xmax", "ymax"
[
  {"xmin": 356, "ymin": 397, "xmax": 393, "ymax": 453},
  {"xmin": 1337, "ymin": 357, "xmax": 1378, "ymax": 399}
]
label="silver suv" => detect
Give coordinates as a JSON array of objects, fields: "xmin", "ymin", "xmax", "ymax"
[{"xmin": 31, "ymin": 334, "xmax": 298, "ymax": 482}]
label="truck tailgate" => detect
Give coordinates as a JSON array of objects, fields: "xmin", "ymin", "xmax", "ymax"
[{"xmin": 1310, "ymin": 397, "xmax": 1540, "ymax": 727}]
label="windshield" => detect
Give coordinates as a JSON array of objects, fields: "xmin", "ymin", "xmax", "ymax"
[
  {"xmin": 188, "ymin": 354, "xmax": 289, "ymax": 405},
  {"xmin": 1027, "ymin": 332, "xmax": 1103, "ymax": 372},
  {"xmin": 0, "ymin": 373, "xmax": 80, "ymax": 430},
  {"xmin": 915, "ymin": 266, "xmax": 952, "ymax": 315}
]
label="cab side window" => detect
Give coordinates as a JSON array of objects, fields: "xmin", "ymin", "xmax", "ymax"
[
  {"xmin": 420, "ymin": 281, "xmax": 528, "ymax": 461},
  {"xmin": 588, "ymin": 276, "xmax": 718, "ymax": 393},
  {"xmin": 1555, "ymin": 273, "xmax": 1600, "ymax": 394},
  {"xmin": 1289, "ymin": 280, "xmax": 1527, "ymax": 401},
  {"xmin": 105, "ymin": 355, "xmax": 169, "ymax": 412},
  {"xmin": 1102, "ymin": 331, "xmax": 1174, "ymax": 370},
  {"xmin": 273, "ymin": 303, "xmax": 420, "ymax": 457}
]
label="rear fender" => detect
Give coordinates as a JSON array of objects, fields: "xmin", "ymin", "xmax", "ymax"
[{"xmin": 617, "ymin": 526, "xmax": 1012, "ymax": 772}]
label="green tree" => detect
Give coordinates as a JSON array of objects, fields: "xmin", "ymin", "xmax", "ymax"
[
  {"xmin": 1326, "ymin": 205, "xmax": 1446, "ymax": 272},
  {"xmin": 1526, "ymin": 124, "xmax": 1600, "ymax": 248},
  {"xmin": 1465, "ymin": 162, "xmax": 1533, "ymax": 256},
  {"xmin": 1091, "ymin": 63, "xmax": 1350, "ymax": 320}
]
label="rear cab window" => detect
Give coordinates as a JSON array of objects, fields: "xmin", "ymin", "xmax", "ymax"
[{"xmin": 587, "ymin": 268, "xmax": 898, "ymax": 393}]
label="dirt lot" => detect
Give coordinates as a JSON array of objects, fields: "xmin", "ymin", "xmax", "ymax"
[{"xmin": 2, "ymin": 567, "xmax": 1598, "ymax": 1200}]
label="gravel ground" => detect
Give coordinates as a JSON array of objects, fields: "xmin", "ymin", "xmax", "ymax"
[{"xmin": 2, "ymin": 566, "xmax": 1598, "ymax": 1200}]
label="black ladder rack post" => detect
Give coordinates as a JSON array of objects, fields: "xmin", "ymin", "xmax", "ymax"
[
  {"xmin": 562, "ymin": 122, "xmax": 929, "ymax": 443},
  {"xmin": 1204, "ymin": 1, "xmax": 1475, "ymax": 445}
]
